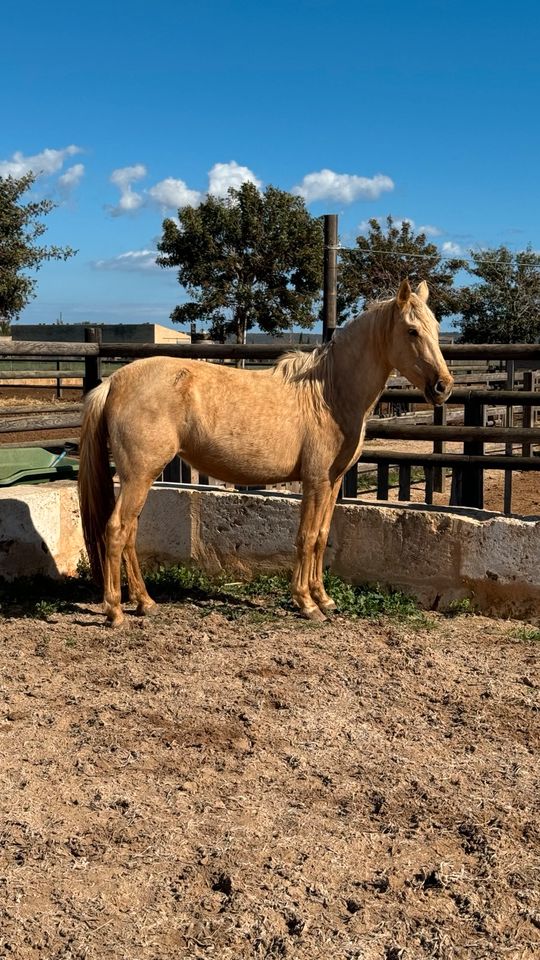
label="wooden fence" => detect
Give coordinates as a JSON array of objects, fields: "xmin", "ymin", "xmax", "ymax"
[{"xmin": 1, "ymin": 336, "xmax": 540, "ymax": 515}]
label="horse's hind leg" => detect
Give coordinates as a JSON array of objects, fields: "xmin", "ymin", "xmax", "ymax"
[
  {"xmin": 103, "ymin": 475, "xmax": 153, "ymax": 627},
  {"xmin": 123, "ymin": 517, "xmax": 156, "ymax": 616}
]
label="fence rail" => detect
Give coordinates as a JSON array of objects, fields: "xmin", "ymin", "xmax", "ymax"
[
  {"xmin": 1, "ymin": 335, "xmax": 540, "ymax": 515},
  {"xmin": 3, "ymin": 339, "xmax": 540, "ymax": 361}
]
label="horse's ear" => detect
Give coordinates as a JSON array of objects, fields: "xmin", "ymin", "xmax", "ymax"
[
  {"xmin": 397, "ymin": 279, "xmax": 412, "ymax": 308},
  {"xmin": 416, "ymin": 280, "xmax": 429, "ymax": 302}
]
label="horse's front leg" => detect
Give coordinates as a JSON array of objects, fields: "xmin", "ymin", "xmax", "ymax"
[
  {"xmin": 292, "ymin": 483, "xmax": 332, "ymax": 621},
  {"xmin": 309, "ymin": 479, "xmax": 342, "ymax": 615}
]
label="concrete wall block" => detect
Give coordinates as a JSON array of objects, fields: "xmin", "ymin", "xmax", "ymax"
[
  {"xmin": 1, "ymin": 481, "xmax": 540, "ymax": 618},
  {"xmin": 0, "ymin": 485, "xmax": 63, "ymax": 579},
  {"xmin": 332, "ymin": 503, "xmax": 463, "ymax": 608},
  {"xmin": 137, "ymin": 487, "xmax": 192, "ymax": 565},
  {"xmin": 459, "ymin": 515, "xmax": 540, "ymax": 585},
  {"xmin": 192, "ymin": 490, "xmax": 298, "ymax": 575}
]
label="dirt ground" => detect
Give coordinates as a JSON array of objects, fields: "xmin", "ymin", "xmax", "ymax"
[{"xmin": 0, "ymin": 598, "xmax": 538, "ymax": 960}]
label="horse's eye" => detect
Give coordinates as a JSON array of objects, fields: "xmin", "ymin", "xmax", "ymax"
[{"xmin": 408, "ymin": 327, "xmax": 420, "ymax": 337}]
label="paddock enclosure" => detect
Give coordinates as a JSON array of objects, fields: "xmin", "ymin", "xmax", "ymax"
[
  {"xmin": 1, "ymin": 221, "xmax": 540, "ymax": 956},
  {"xmin": 1, "ymin": 596, "xmax": 539, "ymax": 959}
]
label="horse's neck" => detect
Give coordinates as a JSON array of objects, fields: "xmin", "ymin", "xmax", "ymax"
[{"xmin": 330, "ymin": 310, "xmax": 393, "ymax": 418}]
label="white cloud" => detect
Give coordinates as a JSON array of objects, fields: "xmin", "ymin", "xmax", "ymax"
[
  {"xmin": 148, "ymin": 177, "xmax": 202, "ymax": 209},
  {"xmin": 357, "ymin": 216, "xmax": 414, "ymax": 235},
  {"xmin": 109, "ymin": 164, "xmax": 147, "ymax": 215},
  {"xmin": 108, "ymin": 160, "xmax": 263, "ymax": 215},
  {"xmin": 0, "ymin": 145, "xmax": 82, "ymax": 179},
  {"xmin": 419, "ymin": 224, "xmax": 441, "ymax": 237},
  {"xmin": 58, "ymin": 163, "xmax": 85, "ymax": 191},
  {"xmin": 208, "ymin": 161, "xmax": 262, "ymax": 198},
  {"xmin": 292, "ymin": 169, "xmax": 394, "ymax": 204},
  {"xmin": 110, "ymin": 163, "xmax": 147, "ymax": 191},
  {"xmin": 356, "ymin": 217, "xmax": 444, "ymax": 239},
  {"xmin": 441, "ymin": 241, "xmax": 463, "ymax": 256},
  {"xmin": 92, "ymin": 249, "xmax": 159, "ymax": 272}
]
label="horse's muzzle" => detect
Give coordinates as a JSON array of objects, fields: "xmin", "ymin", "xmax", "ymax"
[{"xmin": 425, "ymin": 377, "xmax": 453, "ymax": 405}]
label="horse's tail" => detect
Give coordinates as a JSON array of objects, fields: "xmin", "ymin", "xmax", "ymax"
[{"xmin": 78, "ymin": 379, "xmax": 114, "ymax": 587}]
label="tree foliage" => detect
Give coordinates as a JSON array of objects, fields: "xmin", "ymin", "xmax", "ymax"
[
  {"xmin": 0, "ymin": 173, "xmax": 76, "ymax": 326},
  {"xmin": 454, "ymin": 246, "xmax": 540, "ymax": 343},
  {"xmin": 157, "ymin": 182, "xmax": 323, "ymax": 342},
  {"xmin": 338, "ymin": 216, "xmax": 465, "ymax": 321}
]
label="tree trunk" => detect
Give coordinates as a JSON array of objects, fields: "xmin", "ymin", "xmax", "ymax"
[{"xmin": 235, "ymin": 312, "xmax": 247, "ymax": 368}]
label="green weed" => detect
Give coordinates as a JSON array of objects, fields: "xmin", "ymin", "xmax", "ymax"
[
  {"xmin": 446, "ymin": 597, "xmax": 477, "ymax": 617},
  {"xmin": 0, "ymin": 563, "xmax": 427, "ymax": 626},
  {"xmin": 510, "ymin": 625, "xmax": 540, "ymax": 642},
  {"xmin": 146, "ymin": 564, "xmax": 427, "ymax": 624}
]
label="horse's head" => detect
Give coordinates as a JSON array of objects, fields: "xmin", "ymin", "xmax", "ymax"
[{"xmin": 388, "ymin": 279, "xmax": 453, "ymax": 405}]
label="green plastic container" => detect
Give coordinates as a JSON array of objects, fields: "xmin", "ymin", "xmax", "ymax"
[{"xmin": 0, "ymin": 447, "xmax": 80, "ymax": 486}]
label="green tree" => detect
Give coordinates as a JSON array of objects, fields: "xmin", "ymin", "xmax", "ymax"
[
  {"xmin": 455, "ymin": 246, "xmax": 540, "ymax": 343},
  {"xmin": 157, "ymin": 182, "xmax": 323, "ymax": 342},
  {"xmin": 0, "ymin": 173, "xmax": 77, "ymax": 329},
  {"xmin": 338, "ymin": 216, "xmax": 465, "ymax": 321}
]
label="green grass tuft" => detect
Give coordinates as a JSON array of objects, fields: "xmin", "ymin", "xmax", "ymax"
[
  {"xmin": 510, "ymin": 625, "xmax": 540, "ymax": 642},
  {"xmin": 0, "ymin": 563, "xmax": 428, "ymax": 625},
  {"xmin": 446, "ymin": 597, "xmax": 477, "ymax": 617},
  {"xmin": 146, "ymin": 564, "xmax": 428, "ymax": 623}
]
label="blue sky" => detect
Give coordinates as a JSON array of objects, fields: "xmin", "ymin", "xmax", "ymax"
[{"xmin": 2, "ymin": 0, "xmax": 539, "ymax": 331}]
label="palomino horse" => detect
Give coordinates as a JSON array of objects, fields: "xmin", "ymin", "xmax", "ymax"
[{"xmin": 79, "ymin": 279, "xmax": 453, "ymax": 626}]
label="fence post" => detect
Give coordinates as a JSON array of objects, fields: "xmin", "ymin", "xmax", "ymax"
[
  {"xmin": 377, "ymin": 462, "xmax": 390, "ymax": 500},
  {"xmin": 162, "ymin": 457, "xmax": 181, "ymax": 483},
  {"xmin": 432, "ymin": 404, "xmax": 446, "ymax": 492},
  {"xmin": 522, "ymin": 371, "xmax": 533, "ymax": 458},
  {"xmin": 503, "ymin": 360, "xmax": 515, "ymax": 514},
  {"xmin": 322, "ymin": 214, "xmax": 338, "ymax": 344},
  {"xmin": 342, "ymin": 464, "xmax": 358, "ymax": 498},
  {"xmin": 460, "ymin": 394, "xmax": 484, "ymax": 509},
  {"xmin": 56, "ymin": 358, "xmax": 63, "ymax": 400},
  {"xmin": 83, "ymin": 326, "xmax": 102, "ymax": 395},
  {"xmin": 398, "ymin": 463, "xmax": 411, "ymax": 501}
]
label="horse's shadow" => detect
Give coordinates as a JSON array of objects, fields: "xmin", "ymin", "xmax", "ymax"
[{"xmin": 0, "ymin": 497, "xmax": 100, "ymax": 620}]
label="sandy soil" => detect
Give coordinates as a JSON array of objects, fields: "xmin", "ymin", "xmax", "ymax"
[{"xmin": 0, "ymin": 599, "xmax": 538, "ymax": 959}]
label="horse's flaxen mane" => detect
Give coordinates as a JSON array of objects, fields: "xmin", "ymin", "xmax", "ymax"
[
  {"xmin": 272, "ymin": 292, "xmax": 438, "ymax": 410},
  {"xmin": 273, "ymin": 297, "xmax": 392, "ymax": 408},
  {"xmin": 274, "ymin": 340, "xmax": 332, "ymax": 383},
  {"xmin": 273, "ymin": 340, "xmax": 335, "ymax": 413}
]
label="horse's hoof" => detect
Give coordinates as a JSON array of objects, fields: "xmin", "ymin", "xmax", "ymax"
[
  {"xmin": 299, "ymin": 606, "xmax": 327, "ymax": 623},
  {"xmin": 319, "ymin": 603, "xmax": 336, "ymax": 618},
  {"xmin": 136, "ymin": 601, "xmax": 158, "ymax": 618},
  {"xmin": 106, "ymin": 615, "xmax": 125, "ymax": 629}
]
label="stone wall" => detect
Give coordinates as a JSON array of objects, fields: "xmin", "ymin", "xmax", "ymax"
[{"xmin": 1, "ymin": 482, "xmax": 539, "ymax": 618}]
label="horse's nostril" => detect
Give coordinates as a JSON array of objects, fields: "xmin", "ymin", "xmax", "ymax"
[{"xmin": 434, "ymin": 379, "xmax": 447, "ymax": 395}]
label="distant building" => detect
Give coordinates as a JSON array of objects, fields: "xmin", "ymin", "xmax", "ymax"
[
  {"xmin": 12, "ymin": 323, "xmax": 190, "ymax": 345},
  {"xmin": 245, "ymin": 331, "xmax": 322, "ymax": 345}
]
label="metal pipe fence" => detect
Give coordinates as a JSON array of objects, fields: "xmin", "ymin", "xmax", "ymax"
[{"xmin": 1, "ymin": 335, "xmax": 540, "ymax": 514}]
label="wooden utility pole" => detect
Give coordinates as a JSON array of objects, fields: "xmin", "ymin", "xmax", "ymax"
[
  {"xmin": 322, "ymin": 214, "xmax": 338, "ymax": 343},
  {"xmin": 83, "ymin": 326, "xmax": 102, "ymax": 394}
]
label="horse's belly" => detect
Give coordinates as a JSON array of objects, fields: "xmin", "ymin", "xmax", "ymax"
[{"xmin": 182, "ymin": 436, "xmax": 300, "ymax": 486}]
